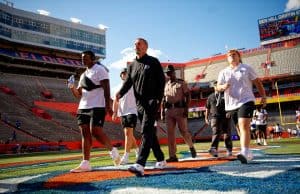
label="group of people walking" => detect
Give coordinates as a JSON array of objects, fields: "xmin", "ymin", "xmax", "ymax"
[{"xmin": 67, "ymin": 37, "xmax": 267, "ymax": 176}]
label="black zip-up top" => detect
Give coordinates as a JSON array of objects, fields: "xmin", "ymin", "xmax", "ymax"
[{"xmin": 119, "ymin": 54, "xmax": 165, "ymax": 102}]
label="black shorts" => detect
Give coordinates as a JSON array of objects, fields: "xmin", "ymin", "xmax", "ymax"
[
  {"xmin": 77, "ymin": 107, "xmax": 105, "ymax": 127},
  {"xmin": 256, "ymin": 124, "xmax": 267, "ymax": 132},
  {"xmin": 121, "ymin": 114, "xmax": 137, "ymax": 129},
  {"xmin": 227, "ymin": 101, "xmax": 255, "ymax": 125}
]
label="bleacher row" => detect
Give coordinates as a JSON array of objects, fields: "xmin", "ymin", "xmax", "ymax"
[
  {"xmin": 0, "ymin": 74, "xmax": 121, "ymax": 143},
  {"xmin": 0, "ymin": 72, "xmax": 212, "ymax": 151},
  {"xmin": 185, "ymin": 46, "xmax": 300, "ymax": 83}
]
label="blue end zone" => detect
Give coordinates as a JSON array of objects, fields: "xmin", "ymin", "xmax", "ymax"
[{"xmin": 15, "ymin": 151, "xmax": 300, "ymax": 193}]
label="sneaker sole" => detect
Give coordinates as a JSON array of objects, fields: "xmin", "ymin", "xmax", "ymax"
[
  {"xmin": 237, "ymin": 154, "xmax": 248, "ymax": 164},
  {"xmin": 70, "ymin": 168, "xmax": 92, "ymax": 173},
  {"xmin": 128, "ymin": 168, "xmax": 144, "ymax": 177},
  {"xmin": 208, "ymin": 151, "xmax": 218, "ymax": 157}
]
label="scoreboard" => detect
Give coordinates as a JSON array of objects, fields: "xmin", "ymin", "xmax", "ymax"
[{"xmin": 258, "ymin": 9, "xmax": 300, "ymax": 45}]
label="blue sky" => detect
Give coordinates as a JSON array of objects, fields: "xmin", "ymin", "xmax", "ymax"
[{"xmin": 8, "ymin": 0, "xmax": 300, "ymax": 92}]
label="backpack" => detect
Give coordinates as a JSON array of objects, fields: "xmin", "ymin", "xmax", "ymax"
[{"xmin": 80, "ymin": 73, "xmax": 101, "ymax": 91}]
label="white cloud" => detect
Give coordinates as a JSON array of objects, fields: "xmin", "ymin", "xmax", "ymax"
[
  {"xmin": 108, "ymin": 47, "xmax": 135, "ymax": 70},
  {"xmin": 285, "ymin": 0, "xmax": 300, "ymax": 11},
  {"xmin": 37, "ymin": 9, "xmax": 50, "ymax": 16},
  {"xmin": 98, "ymin": 24, "xmax": 109, "ymax": 30},
  {"xmin": 108, "ymin": 47, "xmax": 166, "ymax": 70},
  {"xmin": 147, "ymin": 48, "xmax": 164, "ymax": 59}
]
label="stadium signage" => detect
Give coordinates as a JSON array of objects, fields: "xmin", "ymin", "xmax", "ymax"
[
  {"xmin": 0, "ymin": 48, "xmax": 83, "ymax": 67},
  {"xmin": 19, "ymin": 52, "xmax": 83, "ymax": 67},
  {"xmin": 258, "ymin": 9, "xmax": 300, "ymax": 24}
]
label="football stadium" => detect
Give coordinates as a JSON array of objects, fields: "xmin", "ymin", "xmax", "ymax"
[{"xmin": 0, "ymin": 2, "xmax": 300, "ymax": 194}]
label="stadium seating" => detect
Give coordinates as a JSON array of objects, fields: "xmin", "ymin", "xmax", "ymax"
[
  {"xmin": 1, "ymin": 44, "xmax": 299, "ymax": 151},
  {"xmin": 0, "ymin": 120, "xmax": 40, "ymax": 144}
]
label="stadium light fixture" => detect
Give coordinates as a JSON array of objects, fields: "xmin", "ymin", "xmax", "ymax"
[{"xmin": 70, "ymin": 17, "xmax": 81, "ymax": 24}]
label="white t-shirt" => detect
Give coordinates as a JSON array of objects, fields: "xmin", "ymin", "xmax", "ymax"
[
  {"xmin": 254, "ymin": 109, "xmax": 268, "ymax": 125},
  {"xmin": 274, "ymin": 125, "xmax": 282, "ymax": 133},
  {"xmin": 217, "ymin": 63, "xmax": 257, "ymax": 111},
  {"xmin": 296, "ymin": 110, "xmax": 300, "ymax": 121},
  {"xmin": 113, "ymin": 86, "xmax": 137, "ymax": 117},
  {"xmin": 250, "ymin": 118, "xmax": 256, "ymax": 130},
  {"xmin": 78, "ymin": 64, "xmax": 109, "ymax": 109}
]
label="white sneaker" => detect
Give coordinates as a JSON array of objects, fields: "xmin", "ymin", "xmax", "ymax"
[
  {"xmin": 263, "ymin": 139, "xmax": 268, "ymax": 146},
  {"xmin": 70, "ymin": 160, "xmax": 92, "ymax": 173},
  {"xmin": 154, "ymin": 160, "xmax": 167, "ymax": 169},
  {"xmin": 128, "ymin": 163, "xmax": 144, "ymax": 177},
  {"xmin": 120, "ymin": 154, "xmax": 129, "ymax": 165},
  {"xmin": 110, "ymin": 147, "xmax": 121, "ymax": 166},
  {"xmin": 257, "ymin": 138, "xmax": 261, "ymax": 145},
  {"xmin": 237, "ymin": 152, "xmax": 253, "ymax": 164}
]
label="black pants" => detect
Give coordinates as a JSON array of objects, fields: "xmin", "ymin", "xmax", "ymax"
[
  {"xmin": 136, "ymin": 99, "xmax": 164, "ymax": 166},
  {"xmin": 210, "ymin": 117, "xmax": 232, "ymax": 151}
]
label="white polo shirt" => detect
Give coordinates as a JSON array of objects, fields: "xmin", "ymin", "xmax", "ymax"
[
  {"xmin": 78, "ymin": 64, "xmax": 109, "ymax": 109},
  {"xmin": 218, "ymin": 63, "xmax": 257, "ymax": 111},
  {"xmin": 254, "ymin": 109, "xmax": 268, "ymax": 125},
  {"xmin": 114, "ymin": 86, "xmax": 137, "ymax": 117}
]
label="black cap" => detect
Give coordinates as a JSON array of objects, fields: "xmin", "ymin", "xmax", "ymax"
[
  {"xmin": 120, "ymin": 68, "xmax": 127, "ymax": 77},
  {"xmin": 164, "ymin": 65, "xmax": 175, "ymax": 73}
]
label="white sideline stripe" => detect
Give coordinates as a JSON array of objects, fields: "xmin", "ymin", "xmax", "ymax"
[
  {"xmin": 218, "ymin": 170, "xmax": 285, "ymax": 178},
  {"xmin": 111, "ymin": 187, "xmax": 247, "ymax": 194},
  {"xmin": 215, "ymin": 156, "xmax": 300, "ymax": 179},
  {"xmin": 255, "ymin": 157, "xmax": 300, "ymax": 162},
  {"xmin": 0, "ymin": 173, "xmax": 48, "ymax": 193}
]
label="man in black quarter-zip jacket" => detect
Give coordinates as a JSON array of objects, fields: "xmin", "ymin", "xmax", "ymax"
[{"xmin": 116, "ymin": 38, "xmax": 166, "ymax": 176}]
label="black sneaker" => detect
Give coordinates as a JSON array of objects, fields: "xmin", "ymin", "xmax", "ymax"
[
  {"xmin": 237, "ymin": 153, "xmax": 248, "ymax": 164},
  {"xmin": 166, "ymin": 156, "xmax": 179, "ymax": 162},
  {"xmin": 190, "ymin": 147, "xmax": 197, "ymax": 158},
  {"xmin": 208, "ymin": 148, "xmax": 218, "ymax": 157},
  {"xmin": 128, "ymin": 163, "xmax": 144, "ymax": 177},
  {"xmin": 237, "ymin": 152, "xmax": 253, "ymax": 164}
]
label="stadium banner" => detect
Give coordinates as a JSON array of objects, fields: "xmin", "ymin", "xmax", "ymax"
[
  {"xmin": 258, "ymin": 9, "xmax": 300, "ymax": 45},
  {"xmin": 0, "ymin": 48, "xmax": 83, "ymax": 67}
]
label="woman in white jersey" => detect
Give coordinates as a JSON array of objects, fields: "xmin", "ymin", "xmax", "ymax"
[
  {"xmin": 217, "ymin": 49, "xmax": 267, "ymax": 164},
  {"xmin": 112, "ymin": 68, "xmax": 139, "ymax": 164}
]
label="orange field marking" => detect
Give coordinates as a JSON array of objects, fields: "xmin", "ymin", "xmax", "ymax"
[{"xmin": 44, "ymin": 158, "xmax": 231, "ymax": 189}]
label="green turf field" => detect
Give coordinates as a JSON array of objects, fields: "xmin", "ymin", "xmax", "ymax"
[{"xmin": 0, "ymin": 138, "xmax": 299, "ymax": 180}]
